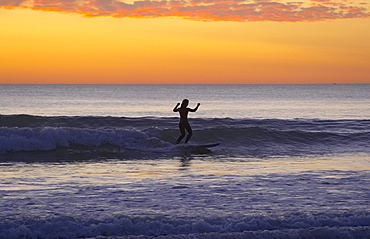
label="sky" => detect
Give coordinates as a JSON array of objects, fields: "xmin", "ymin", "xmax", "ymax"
[{"xmin": 0, "ymin": 0, "xmax": 369, "ymax": 84}]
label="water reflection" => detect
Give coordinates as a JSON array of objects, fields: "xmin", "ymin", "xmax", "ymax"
[{"xmin": 179, "ymin": 156, "xmax": 193, "ymax": 170}]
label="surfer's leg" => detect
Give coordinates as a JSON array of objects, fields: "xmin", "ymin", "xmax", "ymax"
[
  {"xmin": 176, "ymin": 124, "xmax": 186, "ymax": 144},
  {"xmin": 184, "ymin": 125, "xmax": 193, "ymax": 143}
]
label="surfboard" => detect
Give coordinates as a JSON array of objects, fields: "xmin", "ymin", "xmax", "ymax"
[
  {"xmin": 192, "ymin": 143, "xmax": 220, "ymax": 148},
  {"xmin": 174, "ymin": 143, "xmax": 220, "ymax": 154},
  {"xmin": 175, "ymin": 143, "xmax": 220, "ymax": 149}
]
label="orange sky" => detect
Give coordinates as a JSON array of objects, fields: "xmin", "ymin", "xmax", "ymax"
[{"xmin": 0, "ymin": 0, "xmax": 369, "ymax": 84}]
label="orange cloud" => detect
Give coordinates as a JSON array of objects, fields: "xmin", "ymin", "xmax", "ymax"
[{"xmin": 1, "ymin": 0, "xmax": 369, "ymax": 21}]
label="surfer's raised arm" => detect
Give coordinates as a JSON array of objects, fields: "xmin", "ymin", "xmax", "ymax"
[
  {"xmin": 173, "ymin": 103, "xmax": 180, "ymax": 112},
  {"xmin": 189, "ymin": 103, "xmax": 201, "ymax": 112}
]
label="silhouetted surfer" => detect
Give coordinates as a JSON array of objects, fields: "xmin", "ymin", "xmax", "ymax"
[{"xmin": 173, "ymin": 99, "xmax": 200, "ymax": 144}]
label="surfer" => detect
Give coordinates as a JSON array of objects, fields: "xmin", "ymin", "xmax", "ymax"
[{"xmin": 173, "ymin": 99, "xmax": 200, "ymax": 144}]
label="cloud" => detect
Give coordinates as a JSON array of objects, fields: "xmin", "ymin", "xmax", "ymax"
[
  {"xmin": 1, "ymin": 0, "xmax": 369, "ymax": 21},
  {"xmin": 0, "ymin": 0, "xmax": 24, "ymax": 7}
]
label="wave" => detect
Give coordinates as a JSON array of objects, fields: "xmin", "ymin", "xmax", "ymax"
[
  {"xmin": 1, "ymin": 114, "xmax": 370, "ymax": 159},
  {"xmin": 1, "ymin": 212, "xmax": 370, "ymax": 239}
]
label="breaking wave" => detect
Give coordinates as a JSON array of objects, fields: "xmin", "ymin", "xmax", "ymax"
[
  {"xmin": 1, "ymin": 114, "xmax": 369, "ymax": 159},
  {"xmin": 2, "ymin": 211, "xmax": 370, "ymax": 239}
]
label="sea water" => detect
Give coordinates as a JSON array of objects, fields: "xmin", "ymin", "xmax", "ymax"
[{"xmin": 0, "ymin": 84, "xmax": 369, "ymax": 238}]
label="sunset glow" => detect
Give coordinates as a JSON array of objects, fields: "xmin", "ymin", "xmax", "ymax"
[{"xmin": 1, "ymin": 0, "xmax": 369, "ymax": 84}]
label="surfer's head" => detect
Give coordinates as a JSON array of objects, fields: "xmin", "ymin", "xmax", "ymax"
[{"xmin": 181, "ymin": 99, "xmax": 189, "ymax": 108}]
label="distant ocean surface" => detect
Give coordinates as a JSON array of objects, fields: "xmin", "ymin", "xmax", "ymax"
[
  {"xmin": 1, "ymin": 84, "xmax": 370, "ymax": 119},
  {"xmin": 1, "ymin": 84, "xmax": 370, "ymax": 239}
]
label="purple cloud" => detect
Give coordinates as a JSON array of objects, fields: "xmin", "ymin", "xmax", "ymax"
[{"xmin": 1, "ymin": 0, "xmax": 369, "ymax": 21}]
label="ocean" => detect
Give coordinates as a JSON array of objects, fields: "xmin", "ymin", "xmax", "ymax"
[{"xmin": 0, "ymin": 84, "xmax": 369, "ymax": 239}]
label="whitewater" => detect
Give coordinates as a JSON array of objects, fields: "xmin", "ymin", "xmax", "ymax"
[{"xmin": 0, "ymin": 84, "xmax": 370, "ymax": 238}]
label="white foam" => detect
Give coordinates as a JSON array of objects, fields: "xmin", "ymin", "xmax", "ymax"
[
  {"xmin": 1, "ymin": 214, "xmax": 370, "ymax": 239},
  {"xmin": 0, "ymin": 127, "xmax": 171, "ymax": 154},
  {"xmin": 1, "ymin": 160, "xmax": 369, "ymax": 238}
]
